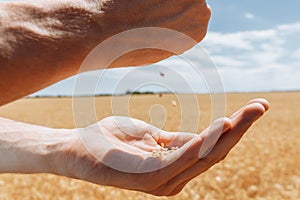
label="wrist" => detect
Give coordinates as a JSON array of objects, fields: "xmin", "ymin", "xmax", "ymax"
[
  {"xmin": 51, "ymin": 126, "xmax": 109, "ymax": 184},
  {"xmin": 42, "ymin": 128, "xmax": 80, "ymax": 177},
  {"xmin": 0, "ymin": 123, "xmax": 78, "ymax": 175}
]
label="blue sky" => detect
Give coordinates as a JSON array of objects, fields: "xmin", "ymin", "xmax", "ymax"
[
  {"xmin": 2, "ymin": 0, "xmax": 300, "ymax": 95},
  {"xmin": 208, "ymin": 0, "xmax": 300, "ymax": 33}
]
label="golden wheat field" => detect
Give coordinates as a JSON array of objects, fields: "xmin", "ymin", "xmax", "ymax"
[{"xmin": 0, "ymin": 92, "xmax": 299, "ymax": 200}]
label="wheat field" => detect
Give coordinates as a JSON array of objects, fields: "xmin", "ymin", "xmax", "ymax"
[{"xmin": 0, "ymin": 92, "xmax": 299, "ymax": 200}]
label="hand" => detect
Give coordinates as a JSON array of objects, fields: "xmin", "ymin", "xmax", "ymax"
[
  {"xmin": 0, "ymin": 0, "xmax": 210, "ymax": 105},
  {"xmin": 60, "ymin": 99, "xmax": 269, "ymax": 196},
  {"xmin": 83, "ymin": 0, "xmax": 211, "ymax": 69}
]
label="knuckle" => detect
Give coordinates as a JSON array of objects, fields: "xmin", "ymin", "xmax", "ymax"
[
  {"xmin": 203, "ymin": 4, "xmax": 212, "ymax": 20},
  {"xmin": 217, "ymin": 154, "xmax": 228, "ymax": 163}
]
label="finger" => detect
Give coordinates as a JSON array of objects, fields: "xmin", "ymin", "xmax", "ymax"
[
  {"xmin": 153, "ymin": 117, "xmax": 231, "ymax": 149},
  {"xmin": 219, "ymin": 102, "xmax": 267, "ymax": 152},
  {"xmin": 230, "ymin": 98, "xmax": 269, "ymax": 119},
  {"xmin": 153, "ymin": 131, "xmax": 198, "ymax": 148},
  {"xmin": 147, "ymin": 118, "xmax": 231, "ymax": 188},
  {"xmin": 168, "ymin": 180, "xmax": 189, "ymax": 196},
  {"xmin": 198, "ymin": 117, "xmax": 232, "ymax": 158},
  {"xmin": 99, "ymin": 116, "xmax": 157, "ymax": 139},
  {"xmin": 160, "ymin": 100, "xmax": 269, "ymax": 193},
  {"xmin": 101, "ymin": 116, "xmax": 196, "ymax": 148}
]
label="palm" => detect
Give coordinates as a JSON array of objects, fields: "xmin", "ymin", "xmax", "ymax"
[
  {"xmin": 99, "ymin": 116, "xmax": 163, "ymax": 153},
  {"xmin": 71, "ymin": 99, "xmax": 269, "ymax": 196},
  {"xmin": 79, "ymin": 116, "xmax": 196, "ymax": 174}
]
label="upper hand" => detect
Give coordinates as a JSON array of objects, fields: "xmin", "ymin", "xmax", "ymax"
[{"xmin": 85, "ymin": 0, "xmax": 211, "ymax": 69}]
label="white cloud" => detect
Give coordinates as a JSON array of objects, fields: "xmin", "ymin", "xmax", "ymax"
[
  {"xmin": 203, "ymin": 32, "xmax": 254, "ymax": 51},
  {"xmin": 245, "ymin": 30, "xmax": 278, "ymax": 40},
  {"xmin": 210, "ymin": 56, "xmax": 246, "ymax": 68},
  {"xmin": 291, "ymin": 48, "xmax": 300, "ymax": 59},
  {"xmin": 201, "ymin": 22, "xmax": 300, "ymax": 92},
  {"xmin": 278, "ymin": 23, "xmax": 300, "ymax": 32},
  {"xmin": 202, "ymin": 29, "xmax": 281, "ymax": 52},
  {"xmin": 244, "ymin": 12, "xmax": 255, "ymax": 20}
]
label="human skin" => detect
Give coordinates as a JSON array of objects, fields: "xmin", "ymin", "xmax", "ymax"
[
  {"xmin": 0, "ymin": 99, "xmax": 270, "ymax": 196},
  {"xmin": 0, "ymin": 0, "xmax": 271, "ymax": 196},
  {"xmin": 0, "ymin": 0, "xmax": 211, "ymax": 105}
]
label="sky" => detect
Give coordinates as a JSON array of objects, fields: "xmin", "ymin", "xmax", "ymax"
[{"xmin": 2, "ymin": 0, "xmax": 300, "ymax": 95}]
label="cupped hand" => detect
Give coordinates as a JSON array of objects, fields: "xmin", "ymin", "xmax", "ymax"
[{"xmin": 64, "ymin": 99, "xmax": 269, "ymax": 196}]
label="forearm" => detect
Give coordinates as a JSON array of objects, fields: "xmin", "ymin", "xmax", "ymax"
[
  {"xmin": 0, "ymin": 0, "xmax": 109, "ymax": 105},
  {"xmin": 0, "ymin": 117, "xmax": 76, "ymax": 175},
  {"xmin": 0, "ymin": 0, "xmax": 210, "ymax": 106}
]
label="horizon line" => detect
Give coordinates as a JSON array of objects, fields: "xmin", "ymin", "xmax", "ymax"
[{"xmin": 27, "ymin": 89, "xmax": 300, "ymax": 98}]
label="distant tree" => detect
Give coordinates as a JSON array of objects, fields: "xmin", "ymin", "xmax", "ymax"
[{"xmin": 125, "ymin": 90, "xmax": 155, "ymax": 95}]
